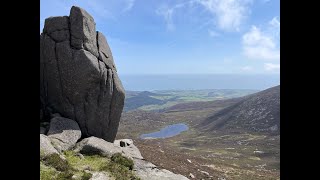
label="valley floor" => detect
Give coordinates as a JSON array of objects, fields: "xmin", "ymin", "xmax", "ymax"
[{"xmin": 117, "ymin": 101, "xmax": 280, "ymax": 180}]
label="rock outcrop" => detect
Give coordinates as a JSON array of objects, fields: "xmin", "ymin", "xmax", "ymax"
[
  {"xmin": 47, "ymin": 117, "xmax": 82, "ymax": 152},
  {"xmin": 40, "ymin": 134, "xmax": 59, "ymax": 157},
  {"xmin": 114, "ymin": 139, "xmax": 144, "ymax": 159},
  {"xmin": 40, "ymin": 6, "xmax": 188, "ymax": 180},
  {"xmin": 133, "ymin": 158, "xmax": 189, "ymax": 180},
  {"xmin": 90, "ymin": 172, "xmax": 112, "ymax": 180},
  {"xmin": 73, "ymin": 137, "xmax": 189, "ymax": 179},
  {"xmin": 40, "ymin": 6, "xmax": 125, "ymax": 142},
  {"xmin": 74, "ymin": 136, "xmax": 122, "ymax": 157},
  {"xmin": 40, "ymin": 134, "xmax": 67, "ymax": 162}
]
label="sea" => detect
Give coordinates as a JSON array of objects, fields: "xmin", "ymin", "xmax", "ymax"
[{"xmin": 119, "ymin": 74, "xmax": 280, "ymax": 91}]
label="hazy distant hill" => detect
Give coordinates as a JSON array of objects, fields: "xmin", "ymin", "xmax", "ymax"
[
  {"xmin": 124, "ymin": 91, "xmax": 165, "ymax": 111},
  {"xmin": 198, "ymin": 85, "xmax": 280, "ymax": 134},
  {"xmin": 164, "ymin": 98, "xmax": 243, "ymax": 112},
  {"xmin": 124, "ymin": 89, "xmax": 258, "ymax": 112}
]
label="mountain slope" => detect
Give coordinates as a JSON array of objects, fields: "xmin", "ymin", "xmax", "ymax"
[
  {"xmin": 124, "ymin": 91, "xmax": 165, "ymax": 111},
  {"xmin": 198, "ymin": 85, "xmax": 280, "ymax": 134},
  {"xmin": 164, "ymin": 97, "xmax": 243, "ymax": 112}
]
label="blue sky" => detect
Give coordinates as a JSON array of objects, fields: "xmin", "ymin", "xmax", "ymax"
[{"xmin": 40, "ymin": 0, "xmax": 280, "ymax": 75}]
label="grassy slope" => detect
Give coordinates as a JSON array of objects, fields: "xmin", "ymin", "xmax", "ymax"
[{"xmin": 40, "ymin": 151, "xmax": 140, "ymax": 180}]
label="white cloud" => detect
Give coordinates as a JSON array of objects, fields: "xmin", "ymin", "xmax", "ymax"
[
  {"xmin": 156, "ymin": 7, "xmax": 175, "ymax": 31},
  {"xmin": 195, "ymin": 0, "xmax": 253, "ymax": 31},
  {"xmin": 122, "ymin": 0, "xmax": 135, "ymax": 12},
  {"xmin": 240, "ymin": 66, "xmax": 253, "ymax": 71},
  {"xmin": 156, "ymin": 2, "xmax": 192, "ymax": 31},
  {"xmin": 269, "ymin": 16, "xmax": 280, "ymax": 39},
  {"xmin": 157, "ymin": 0, "xmax": 253, "ymax": 32},
  {"xmin": 242, "ymin": 20, "xmax": 280, "ymax": 60},
  {"xmin": 264, "ymin": 63, "xmax": 280, "ymax": 71},
  {"xmin": 208, "ymin": 29, "xmax": 220, "ymax": 37},
  {"xmin": 269, "ymin": 17, "xmax": 280, "ymax": 28}
]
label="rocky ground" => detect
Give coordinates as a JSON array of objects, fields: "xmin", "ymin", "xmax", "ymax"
[{"xmin": 40, "ymin": 115, "xmax": 189, "ymax": 180}]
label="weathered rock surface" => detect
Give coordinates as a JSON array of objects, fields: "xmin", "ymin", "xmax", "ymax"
[
  {"xmin": 47, "ymin": 117, "xmax": 81, "ymax": 152},
  {"xmin": 40, "ymin": 134, "xmax": 59, "ymax": 157},
  {"xmin": 133, "ymin": 159, "xmax": 189, "ymax": 180},
  {"xmin": 74, "ymin": 137, "xmax": 122, "ymax": 157},
  {"xmin": 40, "ymin": 6, "xmax": 125, "ymax": 142},
  {"xmin": 90, "ymin": 172, "xmax": 112, "ymax": 180},
  {"xmin": 41, "ymin": 133, "xmax": 188, "ymax": 180},
  {"xmin": 114, "ymin": 139, "xmax": 144, "ymax": 160}
]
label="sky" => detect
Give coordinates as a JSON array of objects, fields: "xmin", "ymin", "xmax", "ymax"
[{"xmin": 40, "ymin": 0, "xmax": 280, "ymax": 76}]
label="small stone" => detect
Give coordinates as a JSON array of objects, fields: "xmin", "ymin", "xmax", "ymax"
[
  {"xmin": 189, "ymin": 173, "xmax": 195, "ymax": 179},
  {"xmin": 91, "ymin": 172, "xmax": 111, "ymax": 180},
  {"xmin": 76, "ymin": 153, "xmax": 85, "ymax": 159},
  {"xmin": 200, "ymin": 170, "xmax": 210, "ymax": 176},
  {"xmin": 83, "ymin": 165, "xmax": 91, "ymax": 171},
  {"xmin": 84, "ymin": 170, "xmax": 90, "ymax": 173}
]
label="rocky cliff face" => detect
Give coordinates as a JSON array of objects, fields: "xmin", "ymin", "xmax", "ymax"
[{"xmin": 40, "ymin": 6, "xmax": 125, "ymax": 142}]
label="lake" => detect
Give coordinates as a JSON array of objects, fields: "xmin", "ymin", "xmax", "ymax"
[{"xmin": 140, "ymin": 123, "xmax": 189, "ymax": 139}]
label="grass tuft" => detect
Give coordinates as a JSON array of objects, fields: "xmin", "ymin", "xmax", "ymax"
[
  {"xmin": 81, "ymin": 171, "xmax": 92, "ymax": 180},
  {"xmin": 42, "ymin": 153, "xmax": 71, "ymax": 172},
  {"xmin": 111, "ymin": 153, "xmax": 134, "ymax": 170}
]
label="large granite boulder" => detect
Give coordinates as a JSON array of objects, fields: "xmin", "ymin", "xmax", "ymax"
[
  {"xmin": 47, "ymin": 117, "xmax": 82, "ymax": 152},
  {"xmin": 40, "ymin": 134, "xmax": 59, "ymax": 157},
  {"xmin": 74, "ymin": 137, "xmax": 122, "ymax": 157},
  {"xmin": 40, "ymin": 6, "xmax": 125, "ymax": 142}
]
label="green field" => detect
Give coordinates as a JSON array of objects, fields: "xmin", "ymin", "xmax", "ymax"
[{"xmin": 124, "ymin": 89, "xmax": 258, "ymax": 112}]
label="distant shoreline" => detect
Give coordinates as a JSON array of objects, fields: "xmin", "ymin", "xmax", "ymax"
[{"xmin": 119, "ymin": 74, "xmax": 280, "ymax": 91}]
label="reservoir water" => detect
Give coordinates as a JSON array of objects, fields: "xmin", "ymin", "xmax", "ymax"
[{"xmin": 140, "ymin": 123, "xmax": 189, "ymax": 139}]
